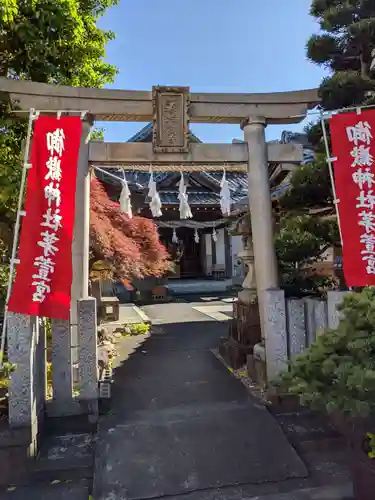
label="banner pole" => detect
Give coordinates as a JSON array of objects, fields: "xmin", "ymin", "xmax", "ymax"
[
  {"xmin": 320, "ymin": 112, "xmax": 344, "ymax": 248},
  {"xmin": 0, "ymin": 109, "xmax": 37, "ymax": 368}
]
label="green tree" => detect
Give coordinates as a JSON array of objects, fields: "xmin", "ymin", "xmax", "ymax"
[
  {"xmin": 0, "ymin": 0, "xmax": 118, "ymax": 84},
  {"xmin": 0, "ymin": 0, "xmax": 118, "ymax": 303}
]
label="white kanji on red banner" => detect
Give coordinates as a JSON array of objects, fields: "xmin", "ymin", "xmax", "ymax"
[
  {"xmin": 32, "ymin": 127, "xmax": 65, "ymax": 303},
  {"xmin": 347, "ymin": 119, "xmax": 375, "ymax": 275}
]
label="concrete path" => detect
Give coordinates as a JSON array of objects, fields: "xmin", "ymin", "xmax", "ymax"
[{"xmin": 93, "ymin": 302, "xmax": 308, "ymax": 500}]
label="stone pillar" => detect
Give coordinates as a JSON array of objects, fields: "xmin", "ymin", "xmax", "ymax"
[
  {"xmin": 70, "ymin": 119, "xmax": 92, "ymax": 376},
  {"xmin": 51, "ymin": 319, "xmax": 73, "ymax": 406},
  {"xmin": 8, "ymin": 313, "xmax": 36, "ymax": 428},
  {"xmin": 7, "ymin": 313, "xmax": 45, "ymax": 454},
  {"xmin": 327, "ymin": 291, "xmax": 346, "ymax": 330},
  {"xmin": 305, "ymin": 298, "xmax": 328, "ymax": 346},
  {"xmin": 262, "ymin": 289, "xmax": 288, "ymax": 382},
  {"xmin": 78, "ymin": 298, "xmax": 98, "ymax": 420},
  {"xmin": 286, "ymin": 298, "xmax": 306, "ymax": 359},
  {"xmin": 241, "ymin": 116, "xmax": 278, "ymax": 305}
]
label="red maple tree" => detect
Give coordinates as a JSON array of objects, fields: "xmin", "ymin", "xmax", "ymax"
[{"xmin": 90, "ymin": 177, "xmax": 170, "ymax": 285}]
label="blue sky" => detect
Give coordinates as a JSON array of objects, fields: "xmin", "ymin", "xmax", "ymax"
[{"xmin": 98, "ymin": 0, "xmax": 327, "ymax": 143}]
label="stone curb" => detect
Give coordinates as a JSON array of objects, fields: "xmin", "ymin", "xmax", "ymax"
[
  {"xmin": 101, "ymin": 304, "xmax": 152, "ymax": 333},
  {"xmin": 132, "ymin": 305, "xmax": 151, "ymax": 324}
]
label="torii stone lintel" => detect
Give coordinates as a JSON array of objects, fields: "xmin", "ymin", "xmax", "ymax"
[{"xmin": 0, "ymin": 77, "xmax": 319, "ymax": 124}]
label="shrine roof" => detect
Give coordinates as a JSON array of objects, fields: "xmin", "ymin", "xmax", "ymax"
[
  {"xmin": 96, "ymin": 168, "xmax": 248, "ymax": 204},
  {"xmin": 96, "ymin": 125, "xmax": 313, "ymax": 208},
  {"xmin": 124, "ymin": 123, "xmax": 248, "ymax": 199}
]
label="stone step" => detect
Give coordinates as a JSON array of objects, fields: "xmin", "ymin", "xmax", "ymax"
[
  {"xmin": 28, "ymin": 430, "xmax": 95, "ymax": 485},
  {"xmin": 0, "ymin": 480, "xmax": 90, "ymax": 499},
  {"xmin": 243, "ymin": 483, "xmax": 353, "ymax": 500},
  {"xmin": 29, "ymin": 459, "xmax": 93, "ymax": 484},
  {"xmin": 167, "ymin": 279, "xmax": 233, "ymax": 295},
  {"xmin": 0, "ymin": 428, "xmax": 94, "ymax": 490}
]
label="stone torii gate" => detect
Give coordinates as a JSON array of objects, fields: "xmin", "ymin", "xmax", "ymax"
[{"xmin": 0, "ymin": 78, "xmax": 318, "ymax": 436}]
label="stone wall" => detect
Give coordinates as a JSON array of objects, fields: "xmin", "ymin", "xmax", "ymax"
[
  {"xmin": 261, "ymin": 289, "xmax": 346, "ymax": 383},
  {"xmin": 7, "ymin": 296, "xmax": 98, "ymax": 424}
]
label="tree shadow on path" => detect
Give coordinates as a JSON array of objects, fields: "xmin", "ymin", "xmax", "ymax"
[{"xmin": 93, "ymin": 318, "xmax": 308, "ymax": 500}]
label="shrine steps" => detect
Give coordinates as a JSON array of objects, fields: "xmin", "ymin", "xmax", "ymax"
[{"xmin": 0, "ymin": 415, "xmax": 95, "ymax": 495}]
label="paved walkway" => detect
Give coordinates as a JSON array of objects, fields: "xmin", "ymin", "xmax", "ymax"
[{"xmin": 93, "ymin": 302, "xmax": 308, "ymax": 500}]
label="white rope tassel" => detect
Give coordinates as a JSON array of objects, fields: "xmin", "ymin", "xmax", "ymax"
[
  {"xmin": 172, "ymin": 228, "xmax": 178, "ymax": 243},
  {"xmin": 194, "ymin": 228, "xmax": 199, "ymax": 244},
  {"xmin": 119, "ymin": 170, "xmax": 132, "ymax": 218},
  {"xmin": 212, "ymin": 227, "xmax": 218, "ymax": 242},
  {"xmin": 220, "ymin": 169, "xmax": 231, "ymax": 216},
  {"xmin": 148, "ymin": 170, "xmax": 162, "ymax": 218},
  {"xmin": 178, "ymin": 174, "xmax": 192, "ymax": 219}
]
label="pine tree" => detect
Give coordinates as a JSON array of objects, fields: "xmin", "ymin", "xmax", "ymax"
[
  {"xmin": 307, "ymin": 0, "xmax": 375, "ymax": 110},
  {"xmin": 276, "ymin": 0, "xmax": 375, "ymax": 295}
]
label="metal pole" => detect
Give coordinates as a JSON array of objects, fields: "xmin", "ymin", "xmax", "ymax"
[
  {"xmin": 0, "ymin": 108, "xmax": 37, "ymax": 368},
  {"xmin": 82, "ymin": 121, "xmax": 92, "ymax": 298},
  {"xmin": 320, "ymin": 112, "xmax": 344, "ymax": 247}
]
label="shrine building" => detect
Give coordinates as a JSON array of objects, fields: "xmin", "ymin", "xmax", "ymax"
[{"xmin": 96, "ymin": 124, "xmax": 313, "ymax": 286}]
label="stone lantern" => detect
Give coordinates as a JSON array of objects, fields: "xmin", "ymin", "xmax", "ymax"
[
  {"xmin": 236, "ymin": 215, "xmax": 257, "ymax": 304},
  {"xmin": 219, "ymin": 212, "xmax": 261, "ymax": 369}
]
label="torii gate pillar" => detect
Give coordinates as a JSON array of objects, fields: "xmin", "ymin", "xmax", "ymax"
[{"xmin": 241, "ymin": 116, "xmax": 278, "ymax": 335}]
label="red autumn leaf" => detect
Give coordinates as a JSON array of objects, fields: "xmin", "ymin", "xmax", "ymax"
[{"xmin": 90, "ymin": 177, "xmax": 170, "ymax": 281}]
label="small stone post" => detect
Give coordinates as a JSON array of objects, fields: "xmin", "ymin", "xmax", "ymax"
[
  {"xmin": 78, "ymin": 297, "xmax": 98, "ymax": 420},
  {"xmin": 327, "ymin": 290, "xmax": 347, "ymax": 329},
  {"xmin": 262, "ymin": 289, "xmax": 288, "ymax": 382},
  {"xmin": 50, "ymin": 319, "xmax": 74, "ymax": 413}
]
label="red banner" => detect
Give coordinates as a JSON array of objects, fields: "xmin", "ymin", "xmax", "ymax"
[
  {"xmin": 8, "ymin": 116, "xmax": 82, "ymax": 319},
  {"xmin": 330, "ymin": 109, "xmax": 375, "ymax": 287}
]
